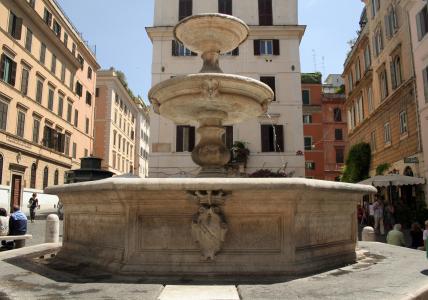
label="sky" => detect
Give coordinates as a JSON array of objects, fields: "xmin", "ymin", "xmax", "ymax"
[{"xmin": 56, "ymin": 0, "xmax": 365, "ymax": 101}]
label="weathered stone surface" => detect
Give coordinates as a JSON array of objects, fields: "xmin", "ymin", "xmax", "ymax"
[
  {"xmin": 45, "ymin": 177, "xmax": 376, "ymax": 277},
  {"xmin": 158, "ymin": 285, "xmax": 240, "ymax": 300}
]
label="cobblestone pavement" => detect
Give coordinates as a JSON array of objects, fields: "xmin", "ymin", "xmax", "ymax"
[{"xmin": 26, "ymin": 215, "xmax": 63, "ymax": 247}]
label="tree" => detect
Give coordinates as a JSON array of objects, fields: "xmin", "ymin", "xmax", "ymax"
[{"xmin": 341, "ymin": 143, "xmax": 371, "ymax": 183}]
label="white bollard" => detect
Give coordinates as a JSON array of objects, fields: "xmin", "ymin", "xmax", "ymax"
[
  {"xmin": 362, "ymin": 226, "xmax": 376, "ymax": 242},
  {"xmin": 45, "ymin": 214, "xmax": 60, "ymax": 243}
]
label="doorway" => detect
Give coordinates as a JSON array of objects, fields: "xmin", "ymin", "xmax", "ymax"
[{"xmin": 10, "ymin": 174, "xmax": 22, "ymax": 212}]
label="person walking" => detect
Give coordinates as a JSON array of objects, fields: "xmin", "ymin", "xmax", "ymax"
[
  {"xmin": 28, "ymin": 193, "xmax": 39, "ymax": 223},
  {"xmin": 373, "ymin": 197, "xmax": 385, "ymax": 235},
  {"xmin": 387, "ymin": 224, "xmax": 406, "ymax": 247},
  {"xmin": 0, "ymin": 208, "xmax": 9, "ymax": 236}
]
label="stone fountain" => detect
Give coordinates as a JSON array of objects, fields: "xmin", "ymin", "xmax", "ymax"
[{"xmin": 46, "ymin": 14, "xmax": 376, "ymax": 279}]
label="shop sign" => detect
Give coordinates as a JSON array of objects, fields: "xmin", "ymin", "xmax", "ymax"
[{"xmin": 404, "ymin": 157, "xmax": 419, "ymax": 164}]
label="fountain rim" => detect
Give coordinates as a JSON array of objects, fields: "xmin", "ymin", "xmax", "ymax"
[
  {"xmin": 173, "ymin": 13, "xmax": 250, "ymax": 54},
  {"xmin": 45, "ymin": 177, "xmax": 377, "ymax": 195}
]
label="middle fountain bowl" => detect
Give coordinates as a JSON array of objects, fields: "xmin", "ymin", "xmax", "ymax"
[{"xmin": 148, "ymin": 13, "xmax": 274, "ymax": 176}]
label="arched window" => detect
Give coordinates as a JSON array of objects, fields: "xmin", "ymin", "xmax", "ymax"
[
  {"xmin": 333, "ymin": 108, "xmax": 342, "ymax": 122},
  {"xmin": 392, "ymin": 55, "xmax": 402, "ymax": 89},
  {"xmin": 54, "ymin": 169, "xmax": 59, "ymax": 185},
  {"xmin": 0, "ymin": 155, "xmax": 3, "ymax": 185},
  {"xmin": 404, "ymin": 166, "xmax": 414, "ymax": 177},
  {"xmin": 43, "ymin": 167, "xmax": 49, "ymax": 189},
  {"xmin": 30, "ymin": 163, "xmax": 37, "ymax": 189}
]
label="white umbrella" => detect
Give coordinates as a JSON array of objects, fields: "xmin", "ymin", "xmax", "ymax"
[{"xmin": 358, "ymin": 175, "xmax": 425, "ymax": 187}]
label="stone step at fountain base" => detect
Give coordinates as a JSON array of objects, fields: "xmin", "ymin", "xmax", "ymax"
[{"xmin": 158, "ymin": 285, "xmax": 239, "ymax": 300}]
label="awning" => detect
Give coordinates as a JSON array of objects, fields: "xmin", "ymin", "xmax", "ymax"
[{"xmin": 358, "ymin": 175, "xmax": 426, "ymax": 187}]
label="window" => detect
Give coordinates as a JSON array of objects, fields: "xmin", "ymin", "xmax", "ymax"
[
  {"xmin": 58, "ymin": 95, "xmax": 64, "ymax": 117},
  {"xmin": 43, "ymin": 9, "xmax": 52, "ymax": 27},
  {"xmin": 254, "ymin": 39, "xmax": 280, "ymax": 56},
  {"xmin": 72, "ymin": 43, "xmax": 76, "ymax": 56},
  {"xmin": 113, "ymin": 131, "xmax": 117, "ymax": 147},
  {"xmin": 364, "ymin": 44, "xmax": 371, "ymax": 71},
  {"xmin": 371, "ymin": 0, "xmax": 380, "ymax": 18},
  {"xmin": 43, "ymin": 167, "xmax": 49, "ymax": 189},
  {"xmin": 86, "ymin": 91, "xmax": 92, "ymax": 106},
  {"xmin": 27, "ymin": 0, "xmax": 36, "ymax": 9},
  {"xmin": 54, "ymin": 170, "xmax": 59, "ymax": 185},
  {"xmin": 303, "ymin": 114, "xmax": 312, "ymax": 124},
  {"xmin": 32, "ymin": 118, "xmax": 40, "ymax": 143},
  {"xmin": 85, "ymin": 117, "xmax": 89, "ymax": 134},
  {"xmin": 48, "ymin": 88, "xmax": 54, "ymax": 111},
  {"xmin": 370, "ymin": 131, "xmax": 377, "ymax": 152},
  {"xmin": 77, "ymin": 54, "xmax": 84, "ymax": 69},
  {"xmin": 302, "ymin": 90, "xmax": 310, "ymax": 105},
  {"xmin": 222, "ymin": 126, "xmax": 233, "ymax": 149},
  {"xmin": 75, "ymin": 81, "xmax": 83, "ymax": 97},
  {"xmin": 43, "ymin": 126, "xmax": 65, "ymax": 152},
  {"xmin": 172, "ymin": 40, "xmax": 196, "ymax": 56},
  {"xmin": 74, "ymin": 109, "xmax": 78, "ymax": 127},
  {"xmin": 112, "ymin": 152, "xmax": 117, "ymax": 169},
  {"xmin": 355, "ymin": 58, "xmax": 361, "ymax": 81},
  {"xmin": 53, "ymin": 20, "xmax": 61, "ymax": 37},
  {"xmin": 51, "ymin": 54, "xmax": 56, "ymax": 74},
  {"xmin": 367, "ymin": 86, "xmax": 374, "ymax": 113},
  {"xmin": 374, "ymin": 27, "xmax": 384, "ymax": 57},
  {"xmin": 21, "ymin": 67, "xmax": 30, "ymax": 96},
  {"xmin": 72, "ymin": 142, "xmax": 77, "ymax": 159},
  {"xmin": 379, "ymin": 69, "xmax": 388, "ymax": 100},
  {"xmin": 384, "ymin": 122, "xmax": 391, "ymax": 144},
  {"xmin": 0, "ymin": 155, "xmax": 2, "ymax": 184},
  {"xmin": 305, "ymin": 161, "xmax": 316, "ymax": 170},
  {"xmin": 260, "ymin": 76, "xmax": 276, "ymax": 101},
  {"xmin": 16, "ymin": 110, "xmax": 25, "ymax": 138},
  {"xmin": 25, "ymin": 29, "xmax": 33, "ymax": 52},
  {"xmin": 0, "ymin": 54, "xmax": 17, "ymax": 86},
  {"xmin": 391, "ymin": 55, "xmax": 402, "ymax": 89},
  {"xmin": 69, "ymin": 73, "xmax": 74, "ymax": 90},
  {"xmin": 218, "ymin": 0, "xmax": 232, "ymax": 15},
  {"xmin": 179, "ymin": 0, "xmax": 192, "ymax": 20},
  {"xmin": 417, "ymin": 5, "xmax": 428, "ymax": 41},
  {"xmin": 67, "ymin": 102, "xmax": 72, "ymax": 123},
  {"xmin": 399, "ymin": 111, "xmax": 408, "ymax": 135},
  {"xmin": 333, "ymin": 108, "xmax": 342, "ymax": 122},
  {"xmin": 335, "ymin": 129, "xmax": 343, "ymax": 141},
  {"xmin": 64, "ymin": 134, "xmax": 70, "ymax": 156},
  {"xmin": 258, "ymin": 0, "xmax": 273, "ymax": 26},
  {"xmin": 61, "ymin": 63, "xmax": 66, "ymax": 82},
  {"xmin": 261, "ymin": 124, "xmax": 284, "ymax": 152},
  {"xmin": 348, "ymin": 71, "xmax": 354, "ymax": 92},
  {"xmin": 385, "ymin": 5, "xmax": 399, "ymax": 39},
  {"xmin": 336, "ymin": 148, "xmax": 345, "ymax": 164},
  {"xmin": 30, "ymin": 163, "xmax": 37, "ymax": 189},
  {"xmin": 84, "ymin": 149, "xmax": 89, "ymax": 157},
  {"xmin": 63, "ymin": 32, "xmax": 68, "ymax": 47},
  {"xmin": 36, "ymin": 78, "xmax": 43, "ymax": 103},
  {"xmin": 176, "ymin": 125, "xmax": 195, "ymax": 152},
  {"xmin": 304, "ymin": 137, "xmax": 313, "ymax": 151},
  {"xmin": 96, "ymin": 88, "xmax": 99, "ymax": 97},
  {"xmin": 40, "ymin": 43, "xmax": 46, "ymax": 64},
  {"xmin": 0, "ymin": 101, "xmax": 8, "ymax": 131},
  {"xmin": 8, "ymin": 11, "xmax": 22, "ymax": 40},
  {"xmin": 88, "ymin": 67, "xmax": 92, "ymax": 80}
]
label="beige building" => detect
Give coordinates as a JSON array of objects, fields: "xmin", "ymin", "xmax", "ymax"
[
  {"xmin": 343, "ymin": 0, "xmax": 424, "ymax": 188},
  {"xmin": 0, "ymin": 0, "xmax": 99, "ymax": 210},
  {"xmin": 147, "ymin": 0, "xmax": 305, "ymax": 177},
  {"xmin": 94, "ymin": 69, "xmax": 150, "ymax": 177},
  {"xmin": 405, "ymin": 1, "xmax": 428, "ymax": 201}
]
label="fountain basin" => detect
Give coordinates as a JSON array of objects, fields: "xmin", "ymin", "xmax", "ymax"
[
  {"xmin": 46, "ymin": 178, "xmax": 376, "ymax": 278},
  {"xmin": 149, "ymin": 73, "xmax": 273, "ymax": 125}
]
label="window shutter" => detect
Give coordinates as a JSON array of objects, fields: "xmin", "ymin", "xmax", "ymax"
[
  {"xmin": 273, "ymin": 39, "xmax": 280, "ymax": 55},
  {"xmin": 275, "ymin": 125, "xmax": 284, "ymax": 152},
  {"xmin": 384, "ymin": 15, "xmax": 390, "ymax": 39},
  {"xmin": 176, "ymin": 126, "xmax": 183, "ymax": 152},
  {"xmin": 261, "ymin": 125, "xmax": 270, "ymax": 152},
  {"xmin": 390, "ymin": 61, "xmax": 396, "ymax": 89},
  {"xmin": 0, "ymin": 55, "xmax": 5, "ymax": 79},
  {"xmin": 189, "ymin": 126, "xmax": 195, "ymax": 151},
  {"xmin": 10, "ymin": 60, "xmax": 17, "ymax": 86},
  {"xmin": 172, "ymin": 40, "xmax": 177, "ymax": 56},
  {"xmin": 418, "ymin": 11, "xmax": 424, "ymax": 40},
  {"xmin": 232, "ymin": 47, "xmax": 239, "ymax": 56},
  {"xmin": 254, "ymin": 40, "xmax": 261, "ymax": 56},
  {"xmin": 423, "ymin": 68, "xmax": 428, "ymax": 103},
  {"xmin": 13, "ymin": 17, "xmax": 23, "ymax": 40}
]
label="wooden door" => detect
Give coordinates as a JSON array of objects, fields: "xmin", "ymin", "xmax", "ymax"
[{"xmin": 10, "ymin": 174, "xmax": 22, "ymax": 212}]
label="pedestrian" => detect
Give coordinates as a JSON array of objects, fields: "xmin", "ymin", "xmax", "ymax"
[
  {"xmin": 373, "ymin": 197, "xmax": 385, "ymax": 235},
  {"xmin": 28, "ymin": 193, "xmax": 39, "ymax": 223},
  {"xmin": 410, "ymin": 222, "xmax": 424, "ymax": 249},
  {"xmin": 0, "ymin": 208, "xmax": 9, "ymax": 236},
  {"xmin": 384, "ymin": 202, "xmax": 395, "ymax": 232},
  {"xmin": 387, "ymin": 224, "xmax": 406, "ymax": 247},
  {"xmin": 423, "ymin": 221, "xmax": 428, "ymax": 258},
  {"xmin": 3, "ymin": 206, "xmax": 27, "ymax": 250},
  {"xmin": 368, "ymin": 202, "xmax": 375, "ymax": 227}
]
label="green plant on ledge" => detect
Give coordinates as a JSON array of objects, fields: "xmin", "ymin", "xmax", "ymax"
[
  {"xmin": 341, "ymin": 142, "xmax": 371, "ymax": 183},
  {"xmin": 230, "ymin": 141, "xmax": 250, "ymax": 166},
  {"xmin": 376, "ymin": 163, "xmax": 391, "ymax": 175}
]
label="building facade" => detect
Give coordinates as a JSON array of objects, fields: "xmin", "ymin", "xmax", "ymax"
[
  {"xmin": 94, "ymin": 69, "xmax": 149, "ymax": 177},
  {"xmin": 405, "ymin": 1, "xmax": 428, "ymax": 201},
  {"xmin": 147, "ymin": 0, "xmax": 305, "ymax": 177},
  {"xmin": 322, "ymin": 92, "xmax": 347, "ymax": 181},
  {"xmin": 0, "ymin": 0, "xmax": 99, "ymax": 211},
  {"xmin": 323, "ymin": 74, "xmax": 344, "ymax": 94},
  {"xmin": 343, "ymin": 1, "xmax": 424, "ymax": 182},
  {"xmin": 302, "ymin": 75, "xmax": 325, "ymax": 179}
]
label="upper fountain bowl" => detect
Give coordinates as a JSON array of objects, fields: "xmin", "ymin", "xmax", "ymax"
[{"xmin": 174, "ymin": 13, "xmax": 249, "ymax": 55}]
